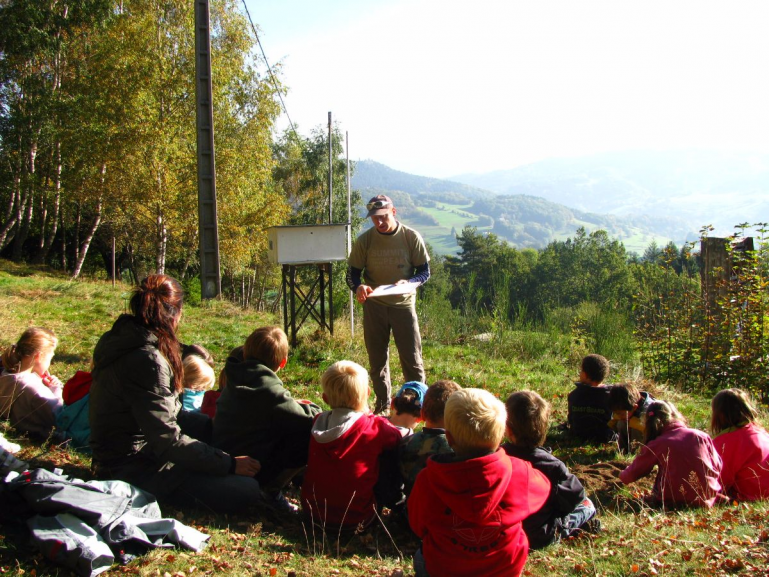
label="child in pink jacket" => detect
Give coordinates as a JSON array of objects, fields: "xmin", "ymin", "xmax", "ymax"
[
  {"xmin": 620, "ymin": 400, "xmax": 723, "ymax": 508},
  {"xmin": 710, "ymin": 389, "xmax": 769, "ymax": 502}
]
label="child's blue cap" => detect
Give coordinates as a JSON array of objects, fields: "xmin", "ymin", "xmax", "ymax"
[{"xmin": 396, "ymin": 381, "xmax": 428, "ymax": 406}]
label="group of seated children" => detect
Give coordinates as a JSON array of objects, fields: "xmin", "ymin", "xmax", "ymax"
[
  {"xmin": 298, "ymin": 359, "xmax": 603, "ymax": 577},
  {"xmin": 568, "ymin": 353, "xmax": 769, "ymax": 508},
  {"xmin": 1, "ymin": 326, "xmax": 768, "ymax": 576}
]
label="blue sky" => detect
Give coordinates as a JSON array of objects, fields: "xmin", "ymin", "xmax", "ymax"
[{"xmin": 244, "ymin": 0, "xmax": 769, "ymax": 178}]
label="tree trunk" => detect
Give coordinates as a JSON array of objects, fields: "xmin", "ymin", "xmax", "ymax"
[
  {"xmin": 0, "ymin": 132, "xmax": 26, "ymax": 250},
  {"xmin": 70, "ymin": 163, "xmax": 106, "ymax": 279},
  {"xmin": 270, "ymin": 283, "xmax": 282, "ymax": 314},
  {"xmin": 155, "ymin": 207, "xmax": 167, "ymax": 274},
  {"xmin": 247, "ymin": 266, "xmax": 257, "ymax": 308},
  {"xmin": 257, "ymin": 269, "xmax": 268, "ymax": 311},
  {"xmin": 38, "ymin": 141, "xmax": 61, "ymax": 262},
  {"xmin": 73, "ymin": 203, "xmax": 81, "ymax": 266},
  {"xmin": 70, "ymin": 197, "xmax": 102, "ymax": 280},
  {"xmin": 1, "ymin": 162, "xmax": 27, "ymax": 253},
  {"xmin": 37, "ymin": 168, "xmax": 50, "ymax": 253},
  {"xmin": 60, "ymin": 210, "xmax": 67, "ymax": 270},
  {"xmin": 179, "ymin": 244, "xmax": 194, "ymax": 281},
  {"xmin": 12, "ymin": 139, "xmax": 39, "ymax": 261},
  {"xmin": 126, "ymin": 243, "xmax": 137, "ymax": 284},
  {"xmin": 11, "ymin": 193, "xmax": 34, "ymax": 261}
]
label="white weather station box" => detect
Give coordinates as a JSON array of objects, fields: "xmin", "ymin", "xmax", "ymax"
[{"xmin": 267, "ymin": 224, "xmax": 350, "ymax": 265}]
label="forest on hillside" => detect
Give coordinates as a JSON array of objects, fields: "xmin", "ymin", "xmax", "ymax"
[{"xmin": 0, "ymin": 0, "xmax": 359, "ymax": 302}]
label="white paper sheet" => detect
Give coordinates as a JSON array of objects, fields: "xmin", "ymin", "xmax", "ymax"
[{"xmin": 369, "ymin": 282, "xmax": 420, "ymax": 297}]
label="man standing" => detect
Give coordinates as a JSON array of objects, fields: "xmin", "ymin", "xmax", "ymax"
[{"xmin": 346, "ymin": 195, "xmax": 430, "ymax": 414}]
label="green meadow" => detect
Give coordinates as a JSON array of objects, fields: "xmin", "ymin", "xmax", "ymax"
[{"xmin": 0, "ymin": 262, "xmax": 766, "ymax": 576}]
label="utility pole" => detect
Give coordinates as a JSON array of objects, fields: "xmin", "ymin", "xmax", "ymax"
[
  {"xmin": 328, "ymin": 111, "xmax": 333, "ymax": 224},
  {"xmin": 194, "ymin": 0, "xmax": 222, "ymax": 298}
]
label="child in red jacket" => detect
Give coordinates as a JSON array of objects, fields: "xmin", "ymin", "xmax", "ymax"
[
  {"xmin": 710, "ymin": 389, "xmax": 769, "ymax": 501},
  {"xmin": 301, "ymin": 360, "xmax": 404, "ymax": 531},
  {"xmin": 408, "ymin": 388, "xmax": 550, "ymax": 577},
  {"xmin": 620, "ymin": 400, "xmax": 724, "ymax": 508}
]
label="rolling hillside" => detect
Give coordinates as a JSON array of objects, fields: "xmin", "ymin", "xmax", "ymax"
[
  {"xmin": 451, "ymin": 149, "xmax": 769, "ymax": 238},
  {"xmin": 352, "ymin": 160, "xmax": 691, "ymax": 255}
]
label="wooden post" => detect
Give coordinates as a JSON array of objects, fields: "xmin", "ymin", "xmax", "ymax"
[{"xmin": 112, "ymin": 235, "xmax": 116, "ymax": 286}]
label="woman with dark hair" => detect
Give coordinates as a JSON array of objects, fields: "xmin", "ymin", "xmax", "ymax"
[{"xmin": 89, "ymin": 275, "xmax": 262, "ymax": 513}]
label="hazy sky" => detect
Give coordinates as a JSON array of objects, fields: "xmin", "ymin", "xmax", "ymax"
[{"xmin": 243, "ymin": 0, "xmax": 769, "ymax": 178}]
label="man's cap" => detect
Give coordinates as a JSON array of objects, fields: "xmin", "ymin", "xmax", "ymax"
[
  {"xmin": 395, "ymin": 381, "xmax": 428, "ymax": 408},
  {"xmin": 366, "ymin": 194, "xmax": 394, "ymax": 217}
]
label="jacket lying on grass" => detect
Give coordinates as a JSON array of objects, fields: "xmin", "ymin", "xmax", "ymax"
[{"xmin": 1, "ymin": 468, "xmax": 208, "ymax": 577}]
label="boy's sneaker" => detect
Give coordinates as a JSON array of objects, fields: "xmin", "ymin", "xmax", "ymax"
[
  {"xmin": 262, "ymin": 490, "xmax": 299, "ymax": 514},
  {"xmin": 583, "ymin": 517, "xmax": 602, "ymax": 534},
  {"xmin": 0, "ymin": 447, "xmax": 28, "ymax": 476}
]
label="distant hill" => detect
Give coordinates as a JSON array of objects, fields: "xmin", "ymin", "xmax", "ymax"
[
  {"xmin": 352, "ymin": 159, "xmax": 699, "ymax": 256},
  {"xmin": 352, "ymin": 160, "xmax": 495, "ymax": 201},
  {"xmin": 450, "ymin": 150, "xmax": 769, "ymax": 238}
]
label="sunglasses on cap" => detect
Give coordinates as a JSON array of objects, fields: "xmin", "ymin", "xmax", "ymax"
[{"xmin": 366, "ymin": 200, "xmax": 392, "ymax": 211}]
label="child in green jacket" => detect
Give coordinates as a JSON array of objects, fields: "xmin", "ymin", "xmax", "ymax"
[{"xmin": 212, "ymin": 326, "xmax": 320, "ymax": 512}]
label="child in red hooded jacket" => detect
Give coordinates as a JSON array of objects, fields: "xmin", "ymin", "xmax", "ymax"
[
  {"xmin": 301, "ymin": 360, "xmax": 405, "ymax": 531},
  {"xmin": 408, "ymin": 388, "xmax": 550, "ymax": 577}
]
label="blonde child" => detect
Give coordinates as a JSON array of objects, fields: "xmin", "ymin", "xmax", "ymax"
[
  {"xmin": 620, "ymin": 400, "xmax": 724, "ymax": 508},
  {"xmin": 408, "ymin": 389, "xmax": 550, "ymax": 577},
  {"xmin": 181, "ymin": 354, "xmax": 216, "ymax": 413},
  {"xmin": 710, "ymin": 389, "xmax": 769, "ymax": 501},
  {"xmin": 0, "ymin": 327, "xmax": 63, "ymax": 438},
  {"xmin": 301, "ymin": 360, "xmax": 404, "ymax": 531}
]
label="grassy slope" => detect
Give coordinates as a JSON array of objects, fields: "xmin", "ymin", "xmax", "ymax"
[{"xmin": 0, "ymin": 261, "xmax": 767, "ymax": 576}]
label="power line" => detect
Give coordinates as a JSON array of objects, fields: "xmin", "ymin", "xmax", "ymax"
[{"xmin": 240, "ymin": 0, "xmax": 302, "ymax": 144}]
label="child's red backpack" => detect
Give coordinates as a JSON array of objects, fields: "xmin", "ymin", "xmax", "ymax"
[
  {"xmin": 56, "ymin": 371, "xmax": 93, "ymax": 453},
  {"xmin": 62, "ymin": 371, "xmax": 92, "ymax": 405}
]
